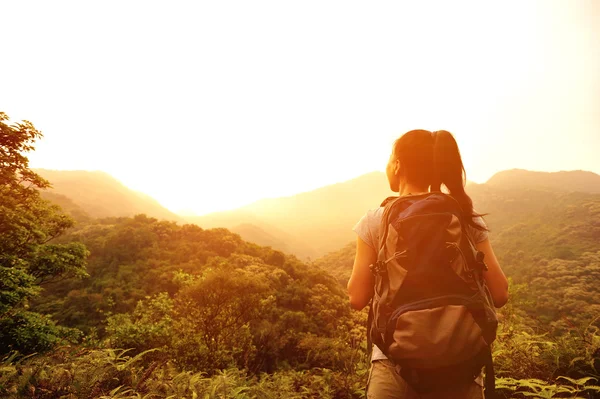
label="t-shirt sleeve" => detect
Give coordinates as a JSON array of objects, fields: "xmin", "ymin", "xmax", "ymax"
[
  {"xmin": 353, "ymin": 209, "xmax": 378, "ymax": 250},
  {"xmin": 467, "ymin": 215, "xmax": 489, "ymax": 244}
]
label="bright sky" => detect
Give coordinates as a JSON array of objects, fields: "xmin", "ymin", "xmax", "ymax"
[{"xmin": 2, "ymin": 1, "xmax": 599, "ymax": 215}]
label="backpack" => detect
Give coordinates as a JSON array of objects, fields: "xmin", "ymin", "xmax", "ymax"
[{"xmin": 368, "ymin": 192, "xmax": 498, "ymax": 396}]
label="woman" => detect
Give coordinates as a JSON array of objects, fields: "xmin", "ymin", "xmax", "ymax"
[{"xmin": 347, "ymin": 130, "xmax": 508, "ymax": 399}]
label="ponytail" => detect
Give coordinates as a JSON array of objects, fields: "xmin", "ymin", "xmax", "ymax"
[{"xmin": 431, "ymin": 130, "xmax": 487, "ymax": 231}]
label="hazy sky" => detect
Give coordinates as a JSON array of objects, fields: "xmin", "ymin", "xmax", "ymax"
[{"xmin": 2, "ymin": 1, "xmax": 599, "ymax": 215}]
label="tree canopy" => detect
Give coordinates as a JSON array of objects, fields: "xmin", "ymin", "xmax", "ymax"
[{"xmin": 0, "ymin": 112, "xmax": 88, "ymax": 355}]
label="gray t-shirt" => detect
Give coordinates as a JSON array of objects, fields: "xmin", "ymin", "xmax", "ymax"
[{"xmin": 353, "ymin": 205, "xmax": 489, "ymax": 362}]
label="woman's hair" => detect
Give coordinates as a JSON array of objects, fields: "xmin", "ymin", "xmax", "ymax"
[
  {"xmin": 392, "ymin": 129, "xmax": 486, "ymax": 231},
  {"xmin": 392, "ymin": 129, "xmax": 435, "ymax": 188}
]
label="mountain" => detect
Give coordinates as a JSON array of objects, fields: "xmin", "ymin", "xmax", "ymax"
[
  {"xmin": 312, "ymin": 242, "xmax": 355, "ymax": 285},
  {"xmin": 38, "ymin": 167, "xmax": 600, "ymax": 261},
  {"xmin": 42, "ymin": 191, "xmax": 92, "ymax": 223},
  {"xmin": 35, "ymin": 169, "xmax": 181, "ymax": 222},
  {"xmin": 486, "ymin": 169, "xmax": 600, "ymax": 193},
  {"xmin": 189, "ymin": 169, "xmax": 600, "ymax": 260},
  {"xmin": 229, "ymin": 223, "xmax": 292, "ymax": 254},
  {"xmin": 186, "ymin": 172, "xmax": 395, "ymax": 259}
]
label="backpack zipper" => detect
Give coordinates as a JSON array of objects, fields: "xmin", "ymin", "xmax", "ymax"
[{"xmin": 389, "ymin": 293, "xmax": 480, "ymax": 321}]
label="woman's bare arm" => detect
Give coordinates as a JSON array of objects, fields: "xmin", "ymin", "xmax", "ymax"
[
  {"xmin": 476, "ymin": 238, "xmax": 509, "ymax": 308},
  {"xmin": 347, "ymin": 237, "xmax": 377, "ymax": 310}
]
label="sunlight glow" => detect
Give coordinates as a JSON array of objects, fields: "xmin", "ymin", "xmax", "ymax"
[{"xmin": 1, "ymin": 1, "xmax": 598, "ymax": 214}]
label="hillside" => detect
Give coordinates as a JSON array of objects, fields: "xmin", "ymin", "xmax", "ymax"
[
  {"xmin": 468, "ymin": 184, "xmax": 600, "ymax": 262},
  {"xmin": 41, "ymin": 191, "xmax": 92, "ymax": 223},
  {"xmin": 32, "ymin": 214, "xmax": 356, "ymax": 375},
  {"xmin": 228, "ymin": 223, "xmax": 293, "ymax": 254},
  {"xmin": 187, "ymin": 171, "xmax": 395, "ymax": 258},
  {"xmin": 35, "ymin": 169, "xmax": 181, "ymax": 222},
  {"xmin": 313, "ymin": 242, "xmax": 355, "ymax": 284}
]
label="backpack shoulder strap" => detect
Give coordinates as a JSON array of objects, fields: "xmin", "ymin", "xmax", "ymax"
[
  {"xmin": 377, "ymin": 197, "xmax": 401, "ymax": 253},
  {"xmin": 366, "ymin": 196, "xmax": 403, "ymax": 363},
  {"xmin": 380, "ymin": 196, "xmax": 399, "ymax": 207}
]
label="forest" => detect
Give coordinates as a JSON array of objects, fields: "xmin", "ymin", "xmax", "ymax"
[{"xmin": 1, "ymin": 112, "xmax": 600, "ymax": 398}]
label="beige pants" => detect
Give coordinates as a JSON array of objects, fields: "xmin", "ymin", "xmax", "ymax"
[{"xmin": 366, "ymin": 360, "xmax": 484, "ymax": 399}]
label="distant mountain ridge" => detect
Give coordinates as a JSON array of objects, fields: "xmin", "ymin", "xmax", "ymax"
[
  {"xmin": 36, "ymin": 167, "xmax": 600, "ymax": 260},
  {"xmin": 35, "ymin": 169, "xmax": 181, "ymax": 222},
  {"xmin": 189, "ymin": 169, "xmax": 600, "ymax": 259},
  {"xmin": 486, "ymin": 169, "xmax": 600, "ymax": 193},
  {"xmin": 186, "ymin": 171, "xmax": 395, "ymax": 258}
]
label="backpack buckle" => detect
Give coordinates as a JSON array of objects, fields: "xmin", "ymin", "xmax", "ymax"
[
  {"xmin": 475, "ymin": 251, "xmax": 488, "ymax": 271},
  {"xmin": 369, "ymin": 261, "xmax": 388, "ymax": 276}
]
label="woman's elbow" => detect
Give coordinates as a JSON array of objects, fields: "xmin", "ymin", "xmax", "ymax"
[
  {"xmin": 348, "ymin": 295, "xmax": 368, "ymax": 311},
  {"xmin": 493, "ymin": 292, "xmax": 508, "ymax": 308},
  {"xmin": 347, "ymin": 278, "xmax": 370, "ymax": 310},
  {"xmin": 348, "ymin": 296, "xmax": 369, "ymax": 311},
  {"xmin": 492, "ymin": 284, "xmax": 509, "ymax": 308}
]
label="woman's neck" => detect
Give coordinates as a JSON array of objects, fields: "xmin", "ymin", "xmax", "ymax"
[{"xmin": 399, "ymin": 183, "xmax": 429, "ymax": 197}]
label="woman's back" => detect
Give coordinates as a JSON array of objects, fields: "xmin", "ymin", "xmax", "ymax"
[{"xmin": 347, "ymin": 130, "xmax": 508, "ymax": 398}]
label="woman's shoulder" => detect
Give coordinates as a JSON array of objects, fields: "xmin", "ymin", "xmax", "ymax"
[
  {"xmin": 367, "ymin": 206, "xmax": 385, "ymax": 219},
  {"xmin": 355, "ymin": 207, "xmax": 384, "ymax": 228},
  {"xmin": 467, "ymin": 213, "xmax": 489, "ymax": 244},
  {"xmin": 363, "ymin": 207, "xmax": 385, "ymax": 226},
  {"xmin": 353, "ymin": 207, "xmax": 385, "ymax": 250},
  {"xmin": 471, "ymin": 213, "xmax": 487, "ymax": 228}
]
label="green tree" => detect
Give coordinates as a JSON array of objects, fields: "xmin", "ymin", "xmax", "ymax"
[
  {"xmin": 0, "ymin": 112, "xmax": 89, "ymax": 355},
  {"xmin": 171, "ymin": 267, "xmax": 272, "ymax": 372}
]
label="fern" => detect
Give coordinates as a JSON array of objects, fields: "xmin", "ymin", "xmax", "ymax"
[
  {"xmin": 496, "ymin": 375, "xmax": 600, "ymax": 399},
  {"xmin": 556, "ymin": 375, "xmax": 597, "ymax": 386}
]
